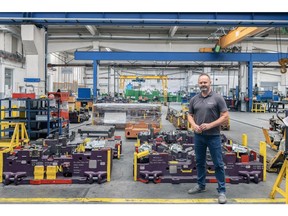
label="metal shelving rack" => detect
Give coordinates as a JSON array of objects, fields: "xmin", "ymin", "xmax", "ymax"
[{"xmin": 0, "ymin": 98, "xmax": 64, "ymax": 140}]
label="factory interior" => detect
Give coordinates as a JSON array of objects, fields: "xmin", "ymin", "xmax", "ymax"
[{"xmin": 0, "ymin": 2, "xmax": 288, "ymax": 215}]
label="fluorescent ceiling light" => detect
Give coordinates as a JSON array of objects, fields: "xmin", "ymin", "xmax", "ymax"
[
  {"xmin": 169, "ymin": 26, "xmax": 178, "ymax": 37},
  {"xmin": 85, "ymin": 25, "xmax": 99, "ymax": 36}
]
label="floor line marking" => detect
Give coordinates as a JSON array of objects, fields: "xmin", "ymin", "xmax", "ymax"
[{"xmin": 0, "ymin": 197, "xmax": 285, "ymax": 203}]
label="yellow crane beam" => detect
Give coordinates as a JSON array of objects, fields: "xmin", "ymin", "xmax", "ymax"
[
  {"xmin": 218, "ymin": 27, "xmax": 266, "ymax": 49},
  {"xmin": 120, "ymin": 75, "xmax": 168, "ymax": 81},
  {"xmin": 199, "ymin": 48, "xmax": 213, "ymax": 53},
  {"xmin": 199, "ymin": 27, "xmax": 266, "ymax": 52}
]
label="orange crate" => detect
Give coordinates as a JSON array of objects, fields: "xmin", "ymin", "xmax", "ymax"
[
  {"xmin": 60, "ymin": 110, "xmax": 69, "ymax": 120},
  {"xmin": 12, "ymin": 93, "xmax": 36, "ymax": 99}
]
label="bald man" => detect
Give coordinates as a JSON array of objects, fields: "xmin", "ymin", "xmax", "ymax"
[{"xmin": 187, "ymin": 73, "xmax": 229, "ymax": 204}]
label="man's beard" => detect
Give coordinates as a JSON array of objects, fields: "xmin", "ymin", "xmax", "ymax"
[{"xmin": 200, "ymin": 86, "xmax": 208, "ymax": 92}]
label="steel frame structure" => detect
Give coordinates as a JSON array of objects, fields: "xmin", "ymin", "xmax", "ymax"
[
  {"xmin": 1, "ymin": 12, "xmax": 288, "ymax": 111},
  {"xmin": 0, "ymin": 13, "xmax": 288, "ymax": 27},
  {"xmin": 75, "ymin": 51, "xmax": 288, "ymax": 111}
]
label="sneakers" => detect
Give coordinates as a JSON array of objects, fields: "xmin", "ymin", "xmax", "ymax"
[
  {"xmin": 218, "ymin": 193, "xmax": 227, "ymax": 204},
  {"xmin": 188, "ymin": 186, "xmax": 227, "ymax": 204},
  {"xmin": 187, "ymin": 185, "xmax": 207, "ymax": 194}
]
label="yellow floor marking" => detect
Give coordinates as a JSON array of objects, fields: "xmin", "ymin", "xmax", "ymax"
[{"xmin": 0, "ymin": 197, "xmax": 285, "ymax": 203}]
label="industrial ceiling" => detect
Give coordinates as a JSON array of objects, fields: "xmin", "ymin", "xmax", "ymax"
[{"xmin": 0, "ymin": 12, "xmax": 288, "ymax": 68}]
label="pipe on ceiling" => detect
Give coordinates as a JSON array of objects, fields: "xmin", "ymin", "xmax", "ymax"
[
  {"xmin": 47, "ymin": 63, "xmax": 281, "ymax": 69},
  {"xmin": 48, "ymin": 35, "xmax": 209, "ymax": 41},
  {"xmin": 1, "ymin": 17, "xmax": 288, "ymax": 24},
  {"xmin": 48, "ymin": 35, "xmax": 288, "ymax": 41}
]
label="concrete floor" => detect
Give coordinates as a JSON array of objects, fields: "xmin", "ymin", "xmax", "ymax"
[{"xmin": 0, "ymin": 105, "xmax": 286, "ymax": 205}]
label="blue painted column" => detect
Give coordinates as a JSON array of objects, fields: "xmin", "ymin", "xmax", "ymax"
[
  {"xmin": 44, "ymin": 28, "xmax": 48, "ymax": 95},
  {"xmin": 248, "ymin": 59, "xmax": 253, "ymax": 112},
  {"xmin": 93, "ymin": 60, "xmax": 98, "ymax": 102}
]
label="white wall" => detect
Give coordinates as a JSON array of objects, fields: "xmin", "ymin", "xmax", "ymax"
[
  {"xmin": 21, "ymin": 25, "xmax": 46, "ymax": 96},
  {"xmin": 0, "ymin": 32, "xmax": 4, "ymax": 51},
  {"xmin": 5, "ymin": 33, "xmax": 12, "ymax": 53},
  {"xmin": 0, "ymin": 32, "xmax": 13, "ymax": 52},
  {"xmin": 0, "ymin": 59, "xmax": 26, "ymax": 97},
  {"xmin": 0, "ymin": 32, "xmax": 26, "ymax": 98}
]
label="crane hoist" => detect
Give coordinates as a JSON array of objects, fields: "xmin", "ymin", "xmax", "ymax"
[{"xmin": 279, "ymin": 58, "xmax": 288, "ymax": 74}]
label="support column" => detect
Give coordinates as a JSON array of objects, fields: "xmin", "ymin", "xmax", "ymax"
[
  {"xmin": 256, "ymin": 71, "xmax": 261, "ymax": 86},
  {"xmin": 185, "ymin": 69, "xmax": 189, "ymax": 93},
  {"xmin": 93, "ymin": 60, "xmax": 98, "ymax": 102},
  {"xmin": 92, "ymin": 42, "xmax": 100, "ymax": 100},
  {"xmin": 114, "ymin": 69, "xmax": 116, "ymax": 97},
  {"xmin": 21, "ymin": 25, "xmax": 46, "ymax": 96},
  {"xmin": 248, "ymin": 60, "xmax": 253, "ymax": 112},
  {"xmin": 162, "ymin": 77, "xmax": 168, "ymax": 105},
  {"xmin": 0, "ymin": 64, "xmax": 3, "ymax": 98},
  {"xmin": 239, "ymin": 62, "xmax": 248, "ymax": 112},
  {"xmin": 281, "ymin": 73, "xmax": 287, "ymax": 96},
  {"xmin": 44, "ymin": 28, "xmax": 48, "ymax": 94},
  {"xmin": 117, "ymin": 70, "xmax": 120, "ymax": 96},
  {"xmin": 227, "ymin": 69, "xmax": 230, "ymax": 96},
  {"xmin": 83, "ymin": 67, "xmax": 87, "ymax": 87},
  {"xmin": 0, "ymin": 32, "xmax": 3, "ymax": 98},
  {"xmin": 108, "ymin": 66, "xmax": 111, "ymax": 95}
]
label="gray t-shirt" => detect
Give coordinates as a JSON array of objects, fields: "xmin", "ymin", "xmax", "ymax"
[{"xmin": 189, "ymin": 91, "xmax": 228, "ymax": 135}]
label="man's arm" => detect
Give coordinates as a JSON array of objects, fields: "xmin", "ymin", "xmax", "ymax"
[{"xmin": 187, "ymin": 113, "xmax": 202, "ymax": 133}]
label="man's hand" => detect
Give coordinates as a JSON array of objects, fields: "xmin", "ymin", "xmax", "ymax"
[
  {"xmin": 199, "ymin": 123, "xmax": 211, "ymax": 131},
  {"xmin": 194, "ymin": 124, "xmax": 203, "ymax": 133}
]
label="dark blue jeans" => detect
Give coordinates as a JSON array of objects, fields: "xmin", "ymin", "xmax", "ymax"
[{"xmin": 194, "ymin": 134, "xmax": 226, "ymax": 193}]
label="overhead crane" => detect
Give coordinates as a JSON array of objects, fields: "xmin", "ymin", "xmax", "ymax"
[
  {"xmin": 199, "ymin": 27, "xmax": 266, "ymax": 52},
  {"xmin": 119, "ymin": 75, "xmax": 168, "ymax": 104},
  {"xmin": 217, "ymin": 27, "xmax": 266, "ymax": 49}
]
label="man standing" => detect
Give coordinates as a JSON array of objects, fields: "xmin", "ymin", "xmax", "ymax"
[{"xmin": 187, "ymin": 73, "xmax": 229, "ymax": 204}]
